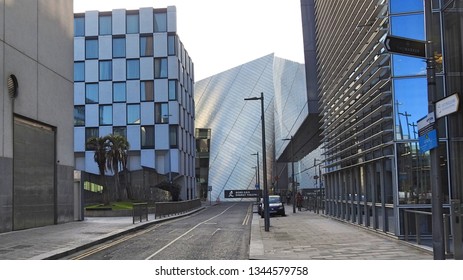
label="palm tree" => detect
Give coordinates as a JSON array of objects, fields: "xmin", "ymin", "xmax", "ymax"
[
  {"xmin": 106, "ymin": 134, "xmax": 130, "ymax": 201},
  {"xmin": 86, "ymin": 136, "xmax": 110, "ymax": 205}
]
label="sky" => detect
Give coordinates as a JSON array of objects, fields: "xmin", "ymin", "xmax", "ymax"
[{"xmin": 74, "ymin": 0, "xmax": 305, "ymax": 81}]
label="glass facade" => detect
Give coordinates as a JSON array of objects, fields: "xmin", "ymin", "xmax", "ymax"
[
  {"xmin": 195, "ymin": 54, "xmax": 307, "ymax": 202},
  {"xmin": 304, "ymin": 0, "xmax": 463, "ymax": 250}
]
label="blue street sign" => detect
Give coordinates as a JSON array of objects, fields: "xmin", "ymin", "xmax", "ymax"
[
  {"xmin": 419, "ymin": 129, "xmax": 438, "ymax": 153},
  {"xmin": 255, "ymin": 184, "xmax": 260, "ymax": 190}
]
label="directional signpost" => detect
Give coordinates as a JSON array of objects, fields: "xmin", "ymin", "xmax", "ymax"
[
  {"xmin": 435, "ymin": 93, "xmax": 460, "ymax": 119},
  {"xmin": 384, "ymin": 35, "xmax": 427, "ymax": 58}
]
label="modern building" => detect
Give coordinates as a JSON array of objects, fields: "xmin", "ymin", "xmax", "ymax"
[
  {"xmin": 301, "ymin": 0, "xmax": 463, "ymax": 253},
  {"xmin": 73, "ymin": 7, "xmax": 196, "ymax": 201},
  {"xmin": 0, "ymin": 1, "xmax": 75, "ymax": 233},
  {"xmin": 195, "ymin": 54, "xmax": 313, "ymax": 202}
]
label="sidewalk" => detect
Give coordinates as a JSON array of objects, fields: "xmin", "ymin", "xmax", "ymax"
[
  {"xmin": 0, "ymin": 203, "xmax": 433, "ymax": 260},
  {"xmin": 250, "ymin": 204, "xmax": 433, "ymax": 260}
]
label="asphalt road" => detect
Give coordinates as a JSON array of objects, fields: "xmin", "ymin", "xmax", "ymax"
[{"xmin": 65, "ymin": 202, "xmax": 253, "ymax": 260}]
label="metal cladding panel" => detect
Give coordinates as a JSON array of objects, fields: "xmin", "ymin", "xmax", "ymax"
[
  {"xmin": 195, "ymin": 54, "xmax": 277, "ymax": 202},
  {"xmin": 273, "ymin": 57, "xmax": 308, "ymax": 160}
]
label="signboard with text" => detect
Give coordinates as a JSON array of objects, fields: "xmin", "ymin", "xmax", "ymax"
[
  {"xmin": 224, "ymin": 190, "xmax": 261, "ymax": 199},
  {"xmin": 384, "ymin": 35, "xmax": 426, "ymax": 58}
]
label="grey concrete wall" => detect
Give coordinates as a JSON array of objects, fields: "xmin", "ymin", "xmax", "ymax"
[
  {"xmin": 56, "ymin": 165, "xmax": 75, "ymax": 223},
  {"xmin": 0, "ymin": 0, "xmax": 75, "ymax": 232},
  {"xmin": 0, "ymin": 157, "xmax": 13, "ymax": 233}
]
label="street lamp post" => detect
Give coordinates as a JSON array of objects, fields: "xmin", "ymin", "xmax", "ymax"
[
  {"xmin": 251, "ymin": 152, "xmax": 260, "ymax": 189},
  {"xmin": 244, "ymin": 92, "xmax": 270, "ymax": 231},
  {"xmin": 283, "ymin": 136, "xmax": 296, "ymax": 213},
  {"xmin": 424, "ymin": 0, "xmax": 445, "ymax": 260}
]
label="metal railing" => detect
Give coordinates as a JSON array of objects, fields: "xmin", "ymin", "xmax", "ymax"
[
  {"xmin": 403, "ymin": 207, "xmax": 462, "ymax": 259},
  {"xmin": 132, "ymin": 202, "xmax": 148, "ymax": 224},
  {"xmin": 154, "ymin": 199, "xmax": 201, "ymax": 219}
]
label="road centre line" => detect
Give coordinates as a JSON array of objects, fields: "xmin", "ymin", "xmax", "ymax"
[{"xmin": 145, "ymin": 204, "xmax": 236, "ymax": 260}]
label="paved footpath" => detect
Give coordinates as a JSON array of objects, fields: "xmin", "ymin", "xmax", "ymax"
[
  {"xmin": 250, "ymin": 205, "xmax": 433, "ymax": 260},
  {"xmin": 0, "ymin": 203, "xmax": 434, "ymax": 260}
]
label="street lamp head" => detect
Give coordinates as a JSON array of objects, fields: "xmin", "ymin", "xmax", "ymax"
[
  {"xmin": 282, "ymin": 138, "xmax": 291, "ymax": 141},
  {"xmin": 251, "ymin": 153, "xmax": 258, "ymax": 156},
  {"xmin": 244, "ymin": 97, "xmax": 261, "ymax": 101}
]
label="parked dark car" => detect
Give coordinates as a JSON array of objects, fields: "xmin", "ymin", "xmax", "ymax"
[{"xmin": 258, "ymin": 195, "xmax": 285, "ymax": 217}]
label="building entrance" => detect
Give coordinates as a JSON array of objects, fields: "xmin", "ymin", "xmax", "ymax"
[{"xmin": 13, "ymin": 117, "xmax": 55, "ymax": 230}]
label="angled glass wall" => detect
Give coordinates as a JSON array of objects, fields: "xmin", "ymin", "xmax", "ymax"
[{"xmin": 195, "ymin": 54, "xmax": 275, "ymax": 202}]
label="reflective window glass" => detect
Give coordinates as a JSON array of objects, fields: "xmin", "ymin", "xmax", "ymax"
[
  {"xmin": 141, "ymin": 81, "xmax": 154, "ymax": 101},
  {"xmin": 126, "ymin": 13, "xmax": 139, "ymax": 34},
  {"xmin": 85, "ymin": 83, "xmax": 99, "ymax": 104},
  {"xmin": 169, "ymin": 125, "xmax": 178, "ymax": 148},
  {"xmin": 394, "ymin": 77, "xmax": 427, "ymax": 140},
  {"xmin": 141, "ymin": 126, "xmax": 155, "ymax": 149},
  {"xmin": 127, "ymin": 104, "xmax": 140, "ymax": 124},
  {"xmin": 168, "ymin": 35, "xmax": 176, "ymax": 55},
  {"xmin": 391, "ymin": 14, "xmax": 425, "ymax": 40},
  {"xmin": 155, "ymin": 103, "xmax": 169, "ymax": 123},
  {"xmin": 74, "ymin": 17, "xmax": 85, "ymax": 37},
  {"xmin": 390, "ymin": 0, "xmax": 423, "ymax": 14},
  {"xmin": 168, "ymin": 80, "xmax": 177, "ymax": 100},
  {"xmin": 99, "ymin": 15, "xmax": 112, "ymax": 35},
  {"xmin": 74, "ymin": 62, "xmax": 85, "ymax": 82},
  {"xmin": 99, "ymin": 60, "xmax": 112, "ymax": 81},
  {"xmin": 74, "ymin": 106, "xmax": 85, "ymax": 126},
  {"xmin": 99, "ymin": 105, "xmax": 113, "ymax": 125},
  {"xmin": 154, "ymin": 12, "xmax": 167, "ymax": 32},
  {"xmin": 140, "ymin": 35, "xmax": 153, "ymax": 57},
  {"xmin": 113, "ymin": 127, "xmax": 127, "ymax": 138},
  {"xmin": 113, "ymin": 37, "xmax": 126, "ymax": 58},
  {"xmin": 392, "ymin": 54, "xmax": 427, "ymax": 76},
  {"xmin": 127, "ymin": 59, "xmax": 140, "ymax": 80},
  {"xmin": 113, "ymin": 82, "xmax": 126, "ymax": 102},
  {"xmin": 85, "ymin": 127, "xmax": 99, "ymax": 150},
  {"xmin": 85, "ymin": 38, "xmax": 98, "ymax": 59},
  {"xmin": 154, "ymin": 58, "xmax": 168, "ymax": 78}
]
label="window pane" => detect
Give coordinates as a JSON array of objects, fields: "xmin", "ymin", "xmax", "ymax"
[
  {"xmin": 392, "ymin": 54, "xmax": 427, "ymax": 77},
  {"xmin": 154, "ymin": 12, "xmax": 167, "ymax": 32},
  {"xmin": 99, "ymin": 61, "xmax": 112, "ymax": 80},
  {"xmin": 74, "ymin": 62, "xmax": 85, "ymax": 82},
  {"xmin": 397, "ymin": 142, "xmax": 431, "ymax": 204},
  {"xmin": 113, "ymin": 127, "xmax": 127, "ymax": 138},
  {"xmin": 127, "ymin": 59, "xmax": 140, "ymax": 80},
  {"xmin": 156, "ymin": 103, "xmax": 169, "ymax": 123},
  {"xmin": 390, "ymin": 0, "xmax": 423, "ymax": 14},
  {"xmin": 74, "ymin": 106, "xmax": 85, "ymax": 126},
  {"xmin": 169, "ymin": 125, "xmax": 178, "ymax": 147},
  {"xmin": 154, "ymin": 58, "xmax": 168, "ymax": 78},
  {"xmin": 85, "ymin": 39, "xmax": 98, "ymax": 59},
  {"xmin": 99, "ymin": 15, "xmax": 112, "ymax": 35},
  {"xmin": 113, "ymin": 82, "xmax": 126, "ymax": 102},
  {"xmin": 168, "ymin": 80, "xmax": 177, "ymax": 100},
  {"xmin": 391, "ymin": 14, "xmax": 425, "ymax": 40},
  {"xmin": 85, "ymin": 83, "xmax": 99, "ymax": 104},
  {"xmin": 140, "ymin": 35, "xmax": 153, "ymax": 56},
  {"xmin": 394, "ymin": 77, "xmax": 427, "ymax": 140},
  {"xmin": 141, "ymin": 126, "xmax": 154, "ymax": 149},
  {"xmin": 127, "ymin": 104, "xmax": 140, "ymax": 124},
  {"xmin": 141, "ymin": 81, "xmax": 154, "ymax": 101},
  {"xmin": 85, "ymin": 128, "xmax": 99, "ymax": 150},
  {"xmin": 113, "ymin": 37, "xmax": 126, "ymax": 58},
  {"xmin": 74, "ymin": 17, "xmax": 85, "ymax": 37},
  {"xmin": 99, "ymin": 105, "xmax": 113, "ymax": 125},
  {"xmin": 168, "ymin": 35, "xmax": 176, "ymax": 55},
  {"xmin": 126, "ymin": 14, "xmax": 139, "ymax": 34}
]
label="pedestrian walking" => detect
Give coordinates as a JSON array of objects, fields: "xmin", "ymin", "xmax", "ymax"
[{"xmin": 296, "ymin": 191, "xmax": 303, "ymax": 211}]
